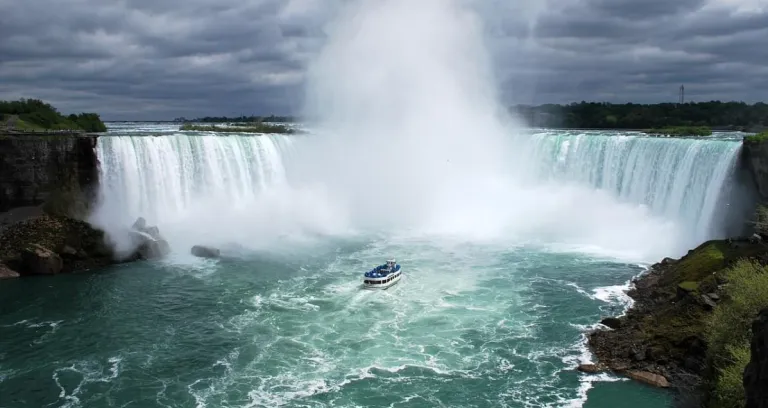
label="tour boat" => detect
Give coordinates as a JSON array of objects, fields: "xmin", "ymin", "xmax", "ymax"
[{"xmin": 362, "ymin": 259, "xmax": 402, "ymax": 289}]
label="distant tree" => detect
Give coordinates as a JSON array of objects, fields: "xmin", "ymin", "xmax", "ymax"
[{"xmin": 511, "ymin": 101, "xmax": 768, "ymax": 130}]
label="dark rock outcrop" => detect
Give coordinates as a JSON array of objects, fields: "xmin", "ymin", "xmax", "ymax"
[
  {"xmin": 0, "ymin": 215, "xmax": 114, "ymax": 275},
  {"xmin": 21, "ymin": 244, "xmax": 63, "ymax": 275},
  {"xmin": 626, "ymin": 370, "xmax": 670, "ymax": 388},
  {"xmin": 577, "ymin": 364, "xmax": 601, "ymax": 373},
  {"xmin": 0, "ymin": 134, "xmax": 99, "ymax": 218},
  {"xmin": 191, "ymin": 245, "xmax": 220, "ymax": 259},
  {"xmin": 125, "ymin": 217, "xmax": 171, "ymax": 261},
  {"xmin": 0, "ymin": 215, "xmax": 172, "ymax": 277},
  {"xmin": 744, "ymin": 308, "xmax": 768, "ymax": 408},
  {"xmin": 743, "ymin": 138, "xmax": 768, "ymax": 202},
  {"xmin": 0, "ymin": 263, "xmax": 19, "ymax": 279},
  {"xmin": 600, "ymin": 317, "xmax": 623, "ymax": 329}
]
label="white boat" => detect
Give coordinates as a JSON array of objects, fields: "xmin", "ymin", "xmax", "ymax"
[{"xmin": 362, "ymin": 259, "xmax": 402, "ymax": 289}]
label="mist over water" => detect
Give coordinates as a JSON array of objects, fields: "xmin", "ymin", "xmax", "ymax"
[
  {"xmin": 87, "ymin": 0, "xmax": 741, "ymax": 263},
  {"xmin": 295, "ymin": 0, "xmax": 518, "ymax": 231},
  {"xmin": 287, "ymin": 0, "xmax": 691, "ymax": 260}
]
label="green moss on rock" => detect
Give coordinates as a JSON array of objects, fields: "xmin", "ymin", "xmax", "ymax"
[
  {"xmin": 661, "ymin": 241, "xmax": 726, "ymax": 285},
  {"xmin": 679, "ymin": 281, "xmax": 699, "ymax": 292}
]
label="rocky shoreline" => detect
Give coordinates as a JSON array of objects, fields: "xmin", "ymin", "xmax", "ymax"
[
  {"xmin": 0, "ymin": 213, "xmax": 170, "ymax": 279},
  {"xmin": 582, "ymin": 235, "xmax": 768, "ymax": 403}
]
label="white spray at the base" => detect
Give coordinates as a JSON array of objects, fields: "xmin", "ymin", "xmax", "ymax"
[
  {"xmin": 88, "ymin": 0, "xmax": 739, "ymax": 263},
  {"xmin": 289, "ymin": 0, "xmax": 688, "ymax": 261}
]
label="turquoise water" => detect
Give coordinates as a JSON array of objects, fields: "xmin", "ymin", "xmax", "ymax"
[{"xmin": 0, "ymin": 124, "xmax": 746, "ymax": 407}]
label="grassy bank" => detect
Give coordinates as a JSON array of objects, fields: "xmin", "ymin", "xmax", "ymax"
[
  {"xmin": 180, "ymin": 123, "xmax": 295, "ymax": 134},
  {"xmin": 744, "ymin": 131, "xmax": 768, "ymax": 144}
]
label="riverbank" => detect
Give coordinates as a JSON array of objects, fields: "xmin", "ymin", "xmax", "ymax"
[
  {"xmin": 179, "ymin": 123, "xmax": 295, "ymax": 134},
  {"xmin": 585, "ymin": 230, "xmax": 768, "ymax": 406}
]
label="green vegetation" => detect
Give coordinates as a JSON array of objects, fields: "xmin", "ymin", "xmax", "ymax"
[
  {"xmin": 176, "ymin": 114, "xmax": 294, "ymax": 123},
  {"xmin": 512, "ymin": 101, "xmax": 768, "ymax": 130},
  {"xmin": 646, "ymin": 126, "xmax": 713, "ymax": 136},
  {"xmin": 180, "ymin": 123, "xmax": 295, "ymax": 134},
  {"xmin": 659, "ymin": 241, "xmax": 728, "ymax": 285},
  {"xmin": 0, "ymin": 98, "xmax": 107, "ymax": 132},
  {"xmin": 678, "ymin": 281, "xmax": 700, "ymax": 293},
  {"xmin": 706, "ymin": 259, "xmax": 768, "ymax": 408},
  {"xmin": 744, "ymin": 131, "xmax": 768, "ymax": 144}
]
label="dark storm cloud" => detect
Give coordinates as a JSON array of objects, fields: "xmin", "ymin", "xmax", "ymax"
[{"xmin": 0, "ymin": 0, "xmax": 765, "ymax": 120}]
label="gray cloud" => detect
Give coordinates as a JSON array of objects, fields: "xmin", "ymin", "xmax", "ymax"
[{"xmin": 0, "ymin": 0, "xmax": 765, "ymax": 120}]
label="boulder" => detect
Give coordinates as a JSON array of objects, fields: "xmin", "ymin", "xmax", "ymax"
[
  {"xmin": 20, "ymin": 244, "xmax": 63, "ymax": 275},
  {"xmin": 191, "ymin": 245, "xmax": 220, "ymax": 259},
  {"xmin": 126, "ymin": 217, "xmax": 171, "ymax": 260},
  {"xmin": 0, "ymin": 263, "xmax": 20, "ymax": 279},
  {"xmin": 577, "ymin": 364, "xmax": 601, "ymax": 373},
  {"xmin": 625, "ymin": 370, "xmax": 670, "ymax": 388},
  {"xmin": 132, "ymin": 217, "xmax": 147, "ymax": 231},
  {"xmin": 700, "ymin": 294, "xmax": 717, "ymax": 311},
  {"xmin": 59, "ymin": 245, "xmax": 79, "ymax": 258},
  {"xmin": 127, "ymin": 230, "xmax": 170, "ymax": 260},
  {"xmin": 143, "ymin": 226, "xmax": 161, "ymax": 240},
  {"xmin": 139, "ymin": 239, "xmax": 171, "ymax": 260}
]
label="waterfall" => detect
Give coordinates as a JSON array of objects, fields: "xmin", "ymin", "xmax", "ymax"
[
  {"xmin": 90, "ymin": 129, "xmax": 749, "ymax": 259},
  {"xmin": 527, "ymin": 131, "xmax": 744, "ymax": 244},
  {"xmin": 94, "ymin": 134, "xmax": 295, "ymax": 226}
]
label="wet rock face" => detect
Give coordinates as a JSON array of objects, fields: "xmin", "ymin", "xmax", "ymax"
[
  {"xmin": 126, "ymin": 217, "xmax": 171, "ymax": 261},
  {"xmin": 0, "ymin": 135, "xmax": 98, "ymax": 216},
  {"xmin": 744, "ymin": 308, "xmax": 768, "ymax": 408},
  {"xmin": 0, "ymin": 263, "xmax": 19, "ymax": 279},
  {"xmin": 743, "ymin": 139, "xmax": 768, "ymax": 202},
  {"xmin": 21, "ymin": 244, "xmax": 63, "ymax": 275},
  {"xmin": 0, "ymin": 215, "xmax": 114, "ymax": 275}
]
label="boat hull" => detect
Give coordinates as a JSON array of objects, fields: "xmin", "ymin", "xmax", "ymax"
[{"xmin": 362, "ymin": 269, "xmax": 402, "ymax": 290}]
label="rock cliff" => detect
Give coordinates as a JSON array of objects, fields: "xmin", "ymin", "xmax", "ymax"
[
  {"xmin": 0, "ymin": 133, "xmax": 98, "ymax": 218},
  {"xmin": 743, "ymin": 136, "xmax": 768, "ymax": 202},
  {"xmin": 744, "ymin": 308, "xmax": 768, "ymax": 408}
]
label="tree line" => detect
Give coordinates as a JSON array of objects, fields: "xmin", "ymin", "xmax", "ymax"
[
  {"xmin": 175, "ymin": 114, "xmax": 295, "ymax": 123},
  {"xmin": 512, "ymin": 101, "xmax": 768, "ymax": 130},
  {"xmin": 0, "ymin": 98, "xmax": 108, "ymax": 132}
]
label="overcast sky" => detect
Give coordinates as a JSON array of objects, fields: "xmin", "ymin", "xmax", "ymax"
[{"xmin": 1, "ymin": 0, "xmax": 766, "ymax": 120}]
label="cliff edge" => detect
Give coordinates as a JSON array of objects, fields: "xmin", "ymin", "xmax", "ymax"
[
  {"xmin": 742, "ymin": 133, "xmax": 768, "ymax": 202},
  {"xmin": 0, "ymin": 133, "xmax": 98, "ymax": 220}
]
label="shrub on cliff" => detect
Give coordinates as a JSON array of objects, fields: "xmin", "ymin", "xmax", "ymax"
[
  {"xmin": 744, "ymin": 131, "xmax": 768, "ymax": 144},
  {"xmin": 0, "ymin": 98, "xmax": 107, "ymax": 132},
  {"xmin": 706, "ymin": 259, "xmax": 768, "ymax": 408},
  {"xmin": 67, "ymin": 113, "xmax": 107, "ymax": 132}
]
